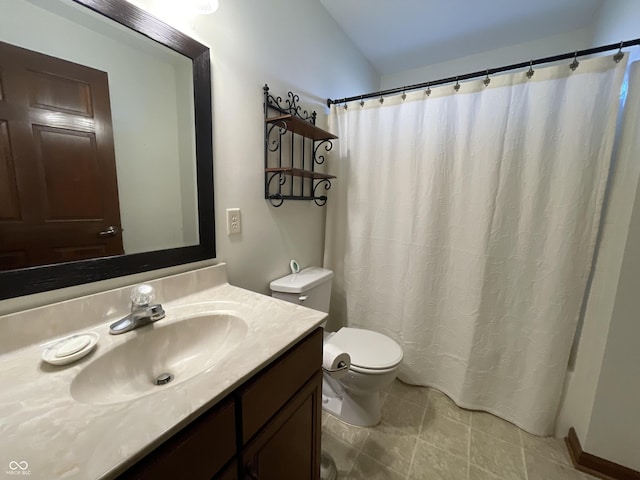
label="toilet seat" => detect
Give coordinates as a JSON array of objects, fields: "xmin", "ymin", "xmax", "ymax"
[{"xmin": 327, "ymin": 327, "xmax": 403, "ymax": 374}]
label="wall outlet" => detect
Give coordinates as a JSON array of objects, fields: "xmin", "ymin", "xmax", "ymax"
[{"xmin": 226, "ymin": 208, "xmax": 241, "ymax": 235}]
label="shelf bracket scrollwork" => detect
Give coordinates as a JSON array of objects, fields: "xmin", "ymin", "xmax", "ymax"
[
  {"xmin": 313, "ymin": 140, "xmax": 333, "ymax": 165},
  {"xmin": 284, "ymin": 91, "xmax": 314, "ymax": 122},
  {"xmin": 312, "ymin": 179, "xmax": 332, "ymax": 206},
  {"xmin": 266, "ymin": 121, "xmax": 288, "ymax": 152},
  {"xmin": 266, "ymin": 172, "xmax": 287, "ymax": 207},
  {"xmin": 264, "ymin": 84, "xmax": 315, "ymax": 123}
]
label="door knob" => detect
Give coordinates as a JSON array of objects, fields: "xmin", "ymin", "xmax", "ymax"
[{"xmin": 97, "ymin": 225, "xmax": 121, "ymax": 237}]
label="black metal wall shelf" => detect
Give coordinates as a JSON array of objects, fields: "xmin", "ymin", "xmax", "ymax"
[
  {"xmin": 266, "ymin": 114, "xmax": 337, "ymax": 141},
  {"xmin": 265, "ymin": 167, "xmax": 336, "ymax": 180},
  {"xmin": 263, "ymin": 84, "xmax": 337, "ymax": 207}
]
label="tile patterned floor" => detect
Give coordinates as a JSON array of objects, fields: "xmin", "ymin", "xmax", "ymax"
[{"xmin": 321, "ymin": 380, "xmax": 599, "ymax": 480}]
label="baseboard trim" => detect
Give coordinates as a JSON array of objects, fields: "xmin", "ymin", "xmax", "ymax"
[{"xmin": 565, "ymin": 427, "xmax": 640, "ymax": 480}]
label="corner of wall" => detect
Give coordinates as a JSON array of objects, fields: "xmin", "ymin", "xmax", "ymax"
[{"xmin": 555, "ymin": 1, "xmax": 640, "ymax": 441}]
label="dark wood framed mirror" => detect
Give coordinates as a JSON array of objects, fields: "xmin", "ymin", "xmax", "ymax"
[{"xmin": 0, "ymin": 0, "xmax": 215, "ymax": 300}]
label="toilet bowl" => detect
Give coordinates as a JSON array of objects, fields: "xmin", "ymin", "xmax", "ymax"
[
  {"xmin": 322, "ymin": 327, "xmax": 402, "ymax": 426},
  {"xmin": 270, "ymin": 267, "xmax": 404, "ymax": 427}
]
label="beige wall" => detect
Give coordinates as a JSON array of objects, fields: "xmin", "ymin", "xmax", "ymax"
[
  {"xmin": 162, "ymin": 0, "xmax": 377, "ymax": 294},
  {"xmin": 555, "ymin": 0, "xmax": 640, "ymax": 469},
  {"xmin": 591, "ymin": 0, "xmax": 640, "ymax": 62},
  {"xmin": 381, "ymin": 28, "xmax": 593, "ymax": 90},
  {"xmin": 586, "ymin": 87, "xmax": 640, "ymax": 465},
  {"xmin": 556, "ymin": 58, "xmax": 640, "ymax": 459},
  {"xmin": 0, "ymin": 0, "xmax": 377, "ymax": 315}
]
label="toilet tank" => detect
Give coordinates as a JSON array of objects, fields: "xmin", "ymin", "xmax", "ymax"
[{"xmin": 270, "ymin": 267, "xmax": 333, "ymax": 313}]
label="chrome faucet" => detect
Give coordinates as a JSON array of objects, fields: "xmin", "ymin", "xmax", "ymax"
[{"xmin": 109, "ymin": 284, "xmax": 166, "ymax": 335}]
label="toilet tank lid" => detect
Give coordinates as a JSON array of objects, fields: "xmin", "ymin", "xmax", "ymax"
[{"xmin": 270, "ymin": 267, "xmax": 333, "ymax": 294}]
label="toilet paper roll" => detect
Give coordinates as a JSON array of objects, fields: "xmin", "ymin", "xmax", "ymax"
[{"xmin": 322, "ymin": 344, "xmax": 351, "ymax": 379}]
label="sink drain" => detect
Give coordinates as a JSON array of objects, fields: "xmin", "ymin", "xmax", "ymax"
[{"xmin": 153, "ymin": 373, "xmax": 174, "ymax": 386}]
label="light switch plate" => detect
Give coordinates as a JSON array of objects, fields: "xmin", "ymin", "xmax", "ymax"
[{"xmin": 226, "ymin": 208, "xmax": 241, "ymax": 235}]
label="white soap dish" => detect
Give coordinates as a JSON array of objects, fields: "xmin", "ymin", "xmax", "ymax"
[{"xmin": 42, "ymin": 332, "xmax": 99, "ymax": 366}]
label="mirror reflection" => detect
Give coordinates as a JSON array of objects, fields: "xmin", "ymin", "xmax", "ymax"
[{"xmin": 0, "ymin": 0, "xmax": 198, "ymax": 271}]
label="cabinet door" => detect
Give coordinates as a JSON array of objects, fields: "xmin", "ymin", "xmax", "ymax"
[
  {"xmin": 241, "ymin": 329, "xmax": 322, "ymax": 442},
  {"xmin": 117, "ymin": 400, "xmax": 236, "ymax": 480},
  {"xmin": 242, "ymin": 372, "xmax": 322, "ymax": 480}
]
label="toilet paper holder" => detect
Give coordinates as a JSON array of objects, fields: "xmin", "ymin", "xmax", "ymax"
[{"xmin": 322, "ymin": 361, "xmax": 349, "ymax": 374}]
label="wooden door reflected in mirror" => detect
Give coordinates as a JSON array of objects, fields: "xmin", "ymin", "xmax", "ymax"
[
  {"xmin": 0, "ymin": 0, "xmax": 214, "ymax": 300},
  {"xmin": 0, "ymin": 41, "xmax": 124, "ymax": 270}
]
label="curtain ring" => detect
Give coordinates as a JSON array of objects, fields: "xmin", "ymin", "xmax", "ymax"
[
  {"xmin": 360, "ymin": 96, "xmax": 365, "ymax": 107},
  {"xmin": 425, "ymin": 82, "xmax": 432, "ymax": 97},
  {"xmin": 379, "ymin": 95, "xmax": 384, "ymax": 104},
  {"xmin": 401, "ymin": 89, "xmax": 407, "ymax": 101},
  {"xmin": 526, "ymin": 60, "xmax": 534, "ymax": 79},
  {"xmin": 614, "ymin": 41, "xmax": 624, "ymax": 63},
  {"xmin": 483, "ymin": 69, "xmax": 491, "ymax": 87},
  {"xmin": 454, "ymin": 77, "xmax": 460, "ymax": 92},
  {"xmin": 570, "ymin": 51, "xmax": 580, "ymax": 71},
  {"xmin": 343, "ymin": 101, "xmax": 348, "ymax": 110}
]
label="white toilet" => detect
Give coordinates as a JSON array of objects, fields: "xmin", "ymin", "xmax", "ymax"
[{"xmin": 270, "ymin": 267, "xmax": 403, "ymax": 427}]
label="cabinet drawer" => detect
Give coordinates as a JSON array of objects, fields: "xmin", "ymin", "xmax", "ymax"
[
  {"xmin": 118, "ymin": 399, "xmax": 236, "ymax": 480},
  {"xmin": 240, "ymin": 328, "xmax": 322, "ymax": 442}
]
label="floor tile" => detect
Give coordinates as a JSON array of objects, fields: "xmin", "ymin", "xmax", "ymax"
[
  {"xmin": 381, "ymin": 396, "xmax": 426, "ymax": 436},
  {"xmin": 322, "ymin": 410, "xmax": 330, "ymax": 427},
  {"xmin": 524, "ymin": 451, "xmax": 586, "ymax": 480},
  {"xmin": 471, "ymin": 411, "xmax": 521, "ymax": 446},
  {"xmin": 582, "ymin": 472, "xmax": 605, "ymax": 480},
  {"xmin": 469, "ymin": 465, "xmax": 503, "ymax": 480},
  {"xmin": 388, "ymin": 379, "xmax": 431, "ymax": 407},
  {"xmin": 427, "ymin": 389, "xmax": 472, "ymax": 425},
  {"xmin": 323, "ymin": 414, "xmax": 371, "ymax": 449},
  {"xmin": 361, "ymin": 422, "xmax": 417, "ymax": 475},
  {"xmin": 520, "ymin": 430, "xmax": 572, "ymax": 466},
  {"xmin": 470, "ymin": 429, "xmax": 526, "ymax": 480},
  {"xmin": 322, "ymin": 432, "xmax": 359, "ymax": 478},
  {"xmin": 409, "ymin": 439, "xmax": 468, "ymax": 480},
  {"xmin": 420, "ymin": 411, "xmax": 470, "ymax": 458},
  {"xmin": 347, "ymin": 452, "xmax": 406, "ymax": 480},
  {"xmin": 324, "ymin": 382, "xmax": 590, "ymax": 480}
]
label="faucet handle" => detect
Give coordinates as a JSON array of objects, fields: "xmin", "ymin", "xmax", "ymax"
[{"xmin": 131, "ymin": 284, "xmax": 156, "ymax": 307}]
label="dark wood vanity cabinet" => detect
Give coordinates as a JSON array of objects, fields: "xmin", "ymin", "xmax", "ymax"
[
  {"xmin": 118, "ymin": 328, "xmax": 322, "ymax": 480},
  {"xmin": 241, "ymin": 373, "xmax": 321, "ymax": 479},
  {"xmin": 239, "ymin": 327, "xmax": 322, "ymax": 480}
]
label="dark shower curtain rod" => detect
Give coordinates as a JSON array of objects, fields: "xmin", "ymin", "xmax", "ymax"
[{"xmin": 327, "ymin": 38, "xmax": 640, "ymax": 107}]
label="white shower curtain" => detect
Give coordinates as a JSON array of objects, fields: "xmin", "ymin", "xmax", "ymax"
[{"xmin": 324, "ymin": 55, "xmax": 627, "ymax": 435}]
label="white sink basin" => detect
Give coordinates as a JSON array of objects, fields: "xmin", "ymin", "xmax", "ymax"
[{"xmin": 70, "ymin": 311, "xmax": 247, "ymax": 405}]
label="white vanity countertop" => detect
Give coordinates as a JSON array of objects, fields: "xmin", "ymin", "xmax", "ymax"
[{"xmin": 0, "ymin": 264, "xmax": 326, "ymax": 479}]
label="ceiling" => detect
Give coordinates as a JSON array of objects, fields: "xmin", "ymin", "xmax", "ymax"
[{"xmin": 319, "ymin": 0, "xmax": 603, "ymax": 75}]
